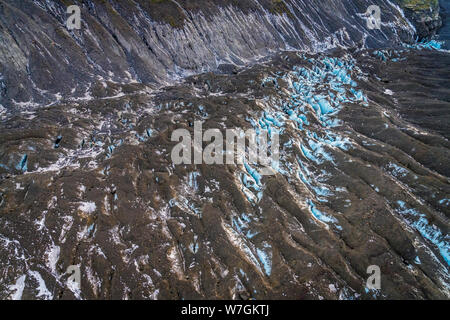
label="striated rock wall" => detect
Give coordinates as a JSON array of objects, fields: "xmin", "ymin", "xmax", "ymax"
[{"xmin": 0, "ymin": 1, "xmax": 449, "ymax": 301}]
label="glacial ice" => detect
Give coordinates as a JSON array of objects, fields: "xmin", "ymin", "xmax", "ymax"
[
  {"xmin": 308, "ymin": 199, "xmax": 341, "ymax": 230},
  {"xmin": 78, "ymin": 201, "xmax": 97, "ymax": 214},
  {"xmin": 397, "ymin": 201, "xmax": 449, "ymax": 266}
]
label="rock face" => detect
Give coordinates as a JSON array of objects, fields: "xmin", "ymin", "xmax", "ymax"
[
  {"xmin": 0, "ymin": 0, "xmax": 416, "ymax": 109},
  {"xmin": 0, "ymin": 1, "xmax": 449, "ymax": 301},
  {"xmin": 395, "ymin": 0, "xmax": 442, "ymax": 39}
]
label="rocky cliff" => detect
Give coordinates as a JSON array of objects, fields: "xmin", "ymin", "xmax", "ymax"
[{"xmin": 0, "ymin": 0, "xmax": 416, "ymax": 109}]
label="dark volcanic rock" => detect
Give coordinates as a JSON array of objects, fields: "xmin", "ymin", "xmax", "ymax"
[{"xmin": 0, "ymin": 0, "xmax": 416, "ymax": 108}]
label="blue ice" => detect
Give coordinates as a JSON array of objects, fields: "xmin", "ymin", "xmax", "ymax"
[
  {"xmin": 308, "ymin": 199, "xmax": 340, "ymax": 229},
  {"xmin": 256, "ymin": 244, "xmax": 272, "ymax": 276}
]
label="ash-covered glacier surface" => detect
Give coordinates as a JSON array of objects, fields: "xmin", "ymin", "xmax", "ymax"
[{"xmin": 0, "ymin": 0, "xmax": 449, "ymax": 300}]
